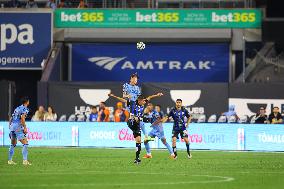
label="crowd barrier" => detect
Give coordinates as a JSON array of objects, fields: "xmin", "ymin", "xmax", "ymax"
[{"xmin": 0, "ymin": 122, "xmax": 283, "ymax": 151}]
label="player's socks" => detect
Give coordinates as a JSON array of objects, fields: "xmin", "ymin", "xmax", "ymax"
[
  {"xmin": 136, "ymin": 143, "xmax": 141, "ymax": 160},
  {"xmin": 22, "ymin": 144, "xmax": 28, "ymax": 160},
  {"xmin": 164, "ymin": 142, "xmax": 173, "ymax": 154},
  {"xmin": 173, "ymin": 146, "xmax": 177, "ymax": 157},
  {"xmin": 8, "ymin": 144, "xmax": 16, "ymax": 161},
  {"xmin": 186, "ymin": 143, "xmax": 190, "ymax": 155},
  {"xmin": 144, "ymin": 142, "xmax": 151, "ymax": 154}
]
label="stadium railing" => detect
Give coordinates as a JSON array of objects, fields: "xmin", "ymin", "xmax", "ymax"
[{"xmin": 0, "ymin": 0, "xmax": 258, "ymax": 8}]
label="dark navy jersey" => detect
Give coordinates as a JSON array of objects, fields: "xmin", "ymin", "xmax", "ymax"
[{"xmin": 168, "ymin": 107, "xmax": 190, "ymax": 131}]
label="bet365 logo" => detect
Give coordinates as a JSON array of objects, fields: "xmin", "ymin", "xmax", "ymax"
[
  {"xmin": 211, "ymin": 12, "xmax": 256, "ymax": 23},
  {"xmin": 0, "ymin": 23, "xmax": 34, "ymax": 51}
]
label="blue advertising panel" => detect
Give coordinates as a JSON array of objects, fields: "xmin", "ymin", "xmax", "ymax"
[
  {"xmin": 0, "ymin": 122, "xmax": 283, "ymax": 151},
  {"xmin": 0, "ymin": 12, "xmax": 52, "ymax": 69},
  {"xmin": 78, "ymin": 122, "xmax": 138, "ymax": 147},
  {"xmin": 1, "ymin": 122, "xmax": 73, "ymax": 146},
  {"xmin": 161, "ymin": 124, "xmax": 239, "ymax": 150},
  {"xmin": 244, "ymin": 125, "xmax": 284, "ymax": 151},
  {"xmin": 71, "ymin": 43, "xmax": 229, "ymax": 82}
]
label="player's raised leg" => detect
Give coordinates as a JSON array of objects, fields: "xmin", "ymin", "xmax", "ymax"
[{"xmin": 143, "ymin": 139, "xmax": 152, "ymax": 159}]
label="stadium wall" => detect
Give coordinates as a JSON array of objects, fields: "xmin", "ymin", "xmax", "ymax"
[{"xmin": 0, "ymin": 122, "xmax": 283, "ymax": 151}]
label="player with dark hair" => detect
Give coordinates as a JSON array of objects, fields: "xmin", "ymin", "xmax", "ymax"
[
  {"xmin": 8, "ymin": 97, "xmax": 31, "ymax": 165},
  {"xmin": 108, "ymin": 92, "xmax": 163, "ymax": 164},
  {"xmin": 162, "ymin": 99, "xmax": 192, "ymax": 159},
  {"xmin": 143, "ymin": 103, "xmax": 175, "ymax": 159}
]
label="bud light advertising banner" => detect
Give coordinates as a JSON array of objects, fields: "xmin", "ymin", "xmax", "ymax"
[
  {"xmin": 1, "ymin": 122, "xmax": 284, "ymax": 151},
  {"xmin": 71, "ymin": 43, "xmax": 229, "ymax": 82},
  {"xmin": 0, "ymin": 12, "xmax": 52, "ymax": 69}
]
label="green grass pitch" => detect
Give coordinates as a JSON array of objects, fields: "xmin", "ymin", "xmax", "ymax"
[{"xmin": 0, "ymin": 147, "xmax": 283, "ymax": 189}]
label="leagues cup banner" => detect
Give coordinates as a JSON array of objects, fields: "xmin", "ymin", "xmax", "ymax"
[{"xmin": 54, "ymin": 9, "xmax": 261, "ymax": 28}]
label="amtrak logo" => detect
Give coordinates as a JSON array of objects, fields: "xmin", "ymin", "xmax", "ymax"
[
  {"xmin": 88, "ymin": 57, "xmax": 126, "ymax": 71},
  {"xmin": 88, "ymin": 56, "xmax": 215, "ymax": 71}
]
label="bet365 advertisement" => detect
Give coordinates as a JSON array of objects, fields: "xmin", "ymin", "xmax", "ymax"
[
  {"xmin": 71, "ymin": 43, "xmax": 230, "ymax": 82},
  {"xmin": 1, "ymin": 122, "xmax": 283, "ymax": 151},
  {"xmin": 55, "ymin": 9, "xmax": 261, "ymax": 28}
]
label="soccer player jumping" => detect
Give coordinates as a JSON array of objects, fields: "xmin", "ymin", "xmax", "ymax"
[
  {"xmin": 162, "ymin": 99, "xmax": 192, "ymax": 159},
  {"xmin": 108, "ymin": 93, "xmax": 163, "ymax": 164},
  {"xmin": 143, "ymin": 103, "xmax": 175, "ymax": 159},
  {"xmin": 8, "ymin": 97, "xmax": 32, "ymax": 165}
]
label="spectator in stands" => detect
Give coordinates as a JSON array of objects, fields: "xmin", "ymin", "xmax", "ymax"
[
  {"xmin": 222, "ymin": 105, "xmax": 239, "ymax": 119},
  {"xmin": 114, "ymin": 102, "xmax": 129, "ymax": 122},
  {"xmin": 57, "ymin": 0, "xmax": 67, "ymax": 8},
  {"xmin": 44, "ymin": 106, "xmax": 57, "ymax": 121},
  {"xmin": 78, "ymin": 0, "xmax": 88, "ymax": 8},
  {"xmin": 268, "ymin": 107, "xmax": 283, "ymax": 124},
  {"xmin": 97, "ymin": 102, "xmax": 110, "ymax": 122},
  {"xmin": 33, "ymin": 106, "xmax": 45, "ymax": 121},
  {"xmin": 25, "ymin": 0, "xmax": 38, "ymax": 8},
  {"xmin": 89, "ymin": 106, "xmax": 98, "ymax": 122},
  {"xmin": 255, "ymin": 107, "xmax": 268, "ymax": 124},
  {"xmin": 46, "ymin": 0, "xmax": 56, "ymax": 10},
  {"xmin": 155, "ymin": 104, "xmax": 164, "ymax": 118}
]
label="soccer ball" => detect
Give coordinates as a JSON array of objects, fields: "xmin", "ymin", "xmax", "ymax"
[{"xmin": 137, "ymin": 42, "xmax": 146, "ymax": 50}]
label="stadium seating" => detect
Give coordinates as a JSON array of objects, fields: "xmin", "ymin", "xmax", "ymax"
[
  {"xmin": 197, "ymin": 114, "xmax": 206, "ymax": 123},
  {"xmin": 68, "ymin": 114, "xmax": 76, "ymax": 122},
  {"xmin": 58, "ymin": 115, "xmax": 67, "ymax": 122},
  {"xmin": 228, "ymin": 115, "xmax": 237, "ymax": 123},
  {"xmin": 218, "ymin": 115, "xmax": 227, "ymax": 123},
  {"xmin": 207, "ymin": 114, "xmax": 217, "ymax": 123},
  {"xmin": 238, "ymin": 115, "xmax": 249, "ymax": 123}
]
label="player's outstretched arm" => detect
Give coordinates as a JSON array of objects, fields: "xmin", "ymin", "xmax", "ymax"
[
  {"xmin": 145, "ymin": 93, "xmax": 163, "ymax": 101},
  {"xmin": 161, "ymin": 116, "xmax": 169, "ymax": 123},
  {"xmin": 108, "ymin": 93, "xmax": 127, "ymax": 103}
]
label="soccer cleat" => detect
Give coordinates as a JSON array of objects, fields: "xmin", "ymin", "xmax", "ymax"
[
  {"xmin": 170, "ymin": 154, "xmax": 176, "ymax": 160},
  {"xmin": 8, "ymin": 160, "xmax": 17, "ymax": 165},
  {"xmin": 23, "ymin": 160, "xmax": 32, "ymax": 166},
  {"xmin": 134, "ymin": 158, "xmax": 141, "ymax": 164},
  {"xmin": 187, "ymin": 153, "xmax": 192, "ymax": 159},
  {"xmin": 142, "ymin": 154, "xmax": 152, "ymax": 159}
]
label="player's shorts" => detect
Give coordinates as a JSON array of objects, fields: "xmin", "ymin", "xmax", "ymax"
[
  {"xmin": 172, "ymin": 129, "xmax": 188, "ymax": 139},
  {"xmin": 9, "ymin": 130, "xmax": 26, "ymax": 141},
  {"xmin": 127, "ymin": 119, "xmax": 141, "ymax": 138},
  {"xmin": 148, "ymin": 127, "xmax": 165, "ymax": 139}
]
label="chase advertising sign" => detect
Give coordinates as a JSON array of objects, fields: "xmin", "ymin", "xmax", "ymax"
[
  {"xmin": 0, "ymin": 11, "xmax": 52, "ymax": 69},
  {"xmin": 71, "ymin": 43, "xmax": 229, "ymax": 82}
]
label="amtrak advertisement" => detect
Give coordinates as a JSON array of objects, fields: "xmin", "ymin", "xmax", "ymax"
[
  {"xmin": 0, "ymin": 12, "xmax": 52, "ymax": 69},
  {"xmin": 71, "ymin": 43, "xmax": 230, "ymax": 82}
]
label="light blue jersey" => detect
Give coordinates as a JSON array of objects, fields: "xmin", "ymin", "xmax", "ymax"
[
  {"xmin": 10, "ymin": 105, "xmax": 29, "ymax": 132},
  {"xmin": 122, "ymin": 83, "xmax": 141, "ymax": 102},
  {"xmin": 147, "ymin": 110, "xmax": 164, "ymax": 139}
]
